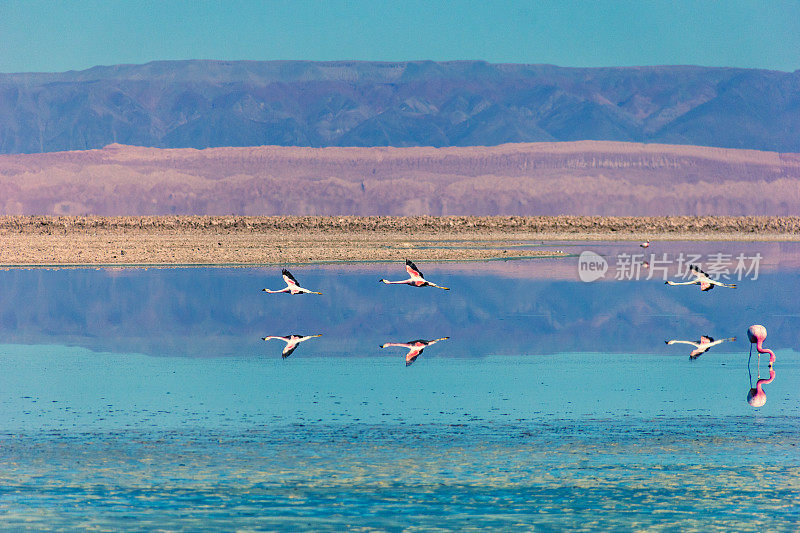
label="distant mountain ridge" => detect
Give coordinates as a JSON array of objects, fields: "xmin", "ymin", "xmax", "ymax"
[
  {"xmin": 1, "ymin": 60, "xmax": 799, "ymax": 154},
  {"xmin": 1, "ymin": 141, "xmax": 798, "ymax": 216}
]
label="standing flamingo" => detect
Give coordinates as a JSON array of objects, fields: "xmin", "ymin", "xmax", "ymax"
[
  {"xmin": 380, "ymin": 337, "xmax": 449, "ymax": 366},
  {"xmin": 261, "ymin": 334, "xmax": 322, "ymax": 358},
  {"xmin": 665, "ymin": 265, "xmax": 736, "ymax": 291},
  {"xmin": 262, "ymin": 269, "xmax": 321, "ymax": 294},
  {"xmin": 665, "ymin": 335, "xmax": 736, "ymax": 359},
  {"xmin": 746, "ymin": 325, "xmax": 776, "ymax": 407},
  {"xmin": 640, "ymin": 239, "xmax": 650, "ymax": 248},
  {"xmin": 747, "ymin": 324, "xmax": 775, "ymax": 364},
  {"xmin": 379, "ymin": 260, "xmax": 450, "ymax": 290}
]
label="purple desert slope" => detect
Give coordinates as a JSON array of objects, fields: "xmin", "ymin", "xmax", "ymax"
[{"xmin": 1, "ymin": 141, "xmax": 798, "ymax": 216}]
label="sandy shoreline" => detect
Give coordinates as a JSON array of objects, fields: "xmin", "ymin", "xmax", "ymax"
[{"xmin": 1, "ymin": 216, "xmax": 798, "ymax": 266}]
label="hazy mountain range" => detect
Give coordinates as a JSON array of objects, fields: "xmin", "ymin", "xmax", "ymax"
[
  {"xmin": 1, "ymin": 60, "xmax": 799, "ymax": 154},
  {"xmin": 1, "ymin": 141, "xmax": 798, "ymax": 216}
]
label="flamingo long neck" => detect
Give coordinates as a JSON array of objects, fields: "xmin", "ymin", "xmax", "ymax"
[
  {"xmin": 756, "ymin": 367, "xmax": 776, "ymax": 391},
  {"xmin": 756, "ymin": 339, "xmax": 776, "ymax": 364}
]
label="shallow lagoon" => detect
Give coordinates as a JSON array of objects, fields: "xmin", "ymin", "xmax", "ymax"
[{"xmin": 1, "ymin": 242, "xmax": 799, "ymax": 530}]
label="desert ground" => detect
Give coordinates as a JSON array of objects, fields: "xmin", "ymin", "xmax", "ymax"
[{"xmin": 1, "ymin": 215, "xmax": 797, "ymax": 266}]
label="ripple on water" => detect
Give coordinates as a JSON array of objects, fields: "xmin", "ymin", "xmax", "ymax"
[{"xmin": 1, "ymin": 422, "xmax": 799, "ymax": 530}]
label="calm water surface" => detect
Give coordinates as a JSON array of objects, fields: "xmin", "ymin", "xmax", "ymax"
[{"xmin": 1, "ymin": 242, "xmax": 799, "ymax": 530}]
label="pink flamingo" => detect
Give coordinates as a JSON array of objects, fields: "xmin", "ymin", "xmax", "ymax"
[
  {"xmin": 262, "ymin": 269, "xmax": 321, "ymax": 295},
  {"xmin": 746, "ymin": 325, "xmax": 776, "ymax": 407},
  {"xmin": 380, "ymin": 337, "xmax": 449, "ymax": 366},
  {"xmin": 747, "ymin": 366, "xmax": 775, "ymax": 407},
  {"xmin": 665, "ymin": 335, "xmax": 736, "ymax": 359},
  {"xmin": 261, "ymin": 334, "xmax": 322, "ymax": 358},
  {"xmin": 379, "ymin": 260, "xmax": 449, "ymax": 290},
  {"xmin": 747, "ymin": 325, "xmax": 775, "ymax": 364},
  {"xmin": 640, "ymin": 239, "xmax": 650, "ymax": 248},
  {"xmin": 665, "ymin": 265, "xmax": 736, "ymax": 291}
]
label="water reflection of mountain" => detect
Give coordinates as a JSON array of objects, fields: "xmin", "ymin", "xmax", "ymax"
[{"xmin": 0, "ymin": 267, "xmax": 797, "ymax": 358}]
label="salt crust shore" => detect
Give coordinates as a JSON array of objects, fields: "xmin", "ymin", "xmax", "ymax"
[{"xmin": 0, "ymin": 216, "xmax": 797, "ymax": 266}]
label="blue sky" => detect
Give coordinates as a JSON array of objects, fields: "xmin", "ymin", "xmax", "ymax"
[{"xmin": 1, "ymin": 0, "xmax": 798, "ymax": 73}]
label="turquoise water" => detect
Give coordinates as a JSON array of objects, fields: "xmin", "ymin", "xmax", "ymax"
[{"xmin": 1, "ymin": 245, "xmax": 799, "ymax": 530}]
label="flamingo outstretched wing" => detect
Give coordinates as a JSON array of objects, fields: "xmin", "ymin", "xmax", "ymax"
[
  {"xmin": 687, "ymin": 266, "xmax": 715, "ymax": 290},
  {"xmin": 405, "ymin": 348, "xmax": 424, "ymax": 366},
  {"xmin": 688, "ymin": 265, "xmax": 705, "ymax": 278},
  {"xmin": 282, "ymin": 342, "xmax": 300, "ymax": 358},
  {"xmin": 700, "ymin": 336, "xmax": 714, "ymax": 344},
  {"xmin": 282, "ymin": 269, "xmax": 300, "ymax": 288},
  {"xmin": 405, "ymin": 260, "xmax": 424, "ymax": 280}
]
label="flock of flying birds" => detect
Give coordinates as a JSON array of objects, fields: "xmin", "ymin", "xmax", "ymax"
[
  {"xmin": 642, "ymin": 239, "xmax": 740, "ymax": 359},
  {"xmin": 261, "ymin": 260, "xmax": 450, "ymax": 365},
  {"xmin": 645, "ymin": 239, "xmax": 777, "ymax": 406},
  {"xmin": 648, "ymin": 239, "xmax": 776, "ymax": 406},
  {"xmin": 260, "ymin": 242, "xmax": 771, "ymax": 376}
]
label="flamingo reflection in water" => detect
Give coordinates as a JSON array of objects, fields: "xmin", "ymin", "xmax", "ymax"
[
  {"xmin": 262, "ymin": 334, "xmax": 322, "ymax": 359},
  {"xmin": 746, "ymin": 325, "xmax": 776, "ymax": 407},
  {"xmin": 665, "ymin": 335, "xmax": 736, "ymax": 359},
  {"xmin": 380, "ymin": 337, "xmax": 449, "ymax": 366}
]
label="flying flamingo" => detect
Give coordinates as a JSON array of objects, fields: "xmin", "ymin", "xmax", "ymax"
[
  {"xmin": 379, "ymin": 260, "xmax": 450, "ymax": 290},
  {"xmin": 261, "ymin": 334, "xmax": 322, "ymax": 358},
  {"xmin": 746, "ymin": 325, "xmax": 776, "ymax": 407},
  {"xmin": 665, "ymin": 265, "xmax": 736, "ymax": 291},
  {"xmin": 665, "ymin": 335, "xmax": 736, "ymax": 359},
  {"xmin": 640, "ymin": 240, "xmax": 650, "ymax": 248},
  {"xmin": 380, "ymin": 337, "xmax": 449, "ymax": 366},
  {"xmin": 262, "ymin": 269, "xmax": 321, "ymax": 294}
]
